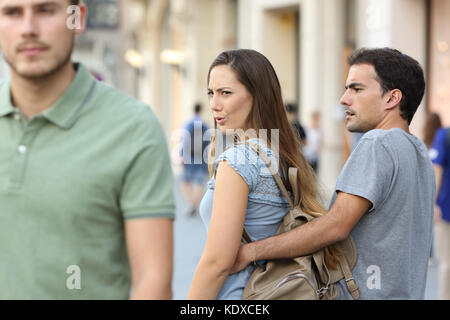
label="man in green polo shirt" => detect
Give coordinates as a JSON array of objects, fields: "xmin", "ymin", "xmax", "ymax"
[{"xmin": 0, "ymin": 0, "xmax": 175, "ymax": 299}]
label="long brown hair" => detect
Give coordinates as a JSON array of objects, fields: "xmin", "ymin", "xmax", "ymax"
[
  {"xmin": 207, "ymin": 49, "xmax": 340, "ymax": 268},
  {"xmin": 423, "ymin": 112, "xmax": 441, "ymax": 149}
]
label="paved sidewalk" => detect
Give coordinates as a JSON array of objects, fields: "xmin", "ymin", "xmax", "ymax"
[{"xmin": 172, "ymin": 176, "xmax": 206, "ymax": 300}]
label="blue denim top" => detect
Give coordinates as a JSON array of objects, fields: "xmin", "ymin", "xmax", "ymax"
[{"xmin": 199, "ymin": 138, "xmax": 291, "ymax": 299}]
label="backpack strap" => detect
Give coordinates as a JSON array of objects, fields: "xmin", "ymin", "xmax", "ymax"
[
  {"xmin": 288, "ymin": 167, "xmax": 300, "ymax": 207},
  {"xmin": 215, "ymin": 140, "xmax": 296, "ymax": 244},
  {"xmin": 238, "ymin": 141, "xmax": 295, "ymax": 246},
  {"xmin": 212, "ymin": 139, "xmax": 294, "ymax": 209},
  {"xmin": 242, "ymin": 228, "xmax": 253, "ymax": 243},
  {"xmin": 338, "ymin": 257, "xmax": 360, "ymax": 299},
  {"xmin": 239, "ymin": 141, "xmax": 360, "ymax": 299},
  {"xmin": 243, "ymin": 142, "xmax": 294, "ymax": 209}
]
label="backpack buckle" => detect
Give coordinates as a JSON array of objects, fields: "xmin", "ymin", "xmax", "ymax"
[{"xmin": 317, "ymin": 286, "xmax": 328, "ymax": 299}]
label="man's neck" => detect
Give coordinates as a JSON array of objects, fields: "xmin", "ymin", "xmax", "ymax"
[
  {"xmin": 10, "ymin": 62, "xmax": 76, "ymax": 121},
  {"xmin": 375, "ymin": 116, "xmax": 410, "ymax": 134}
]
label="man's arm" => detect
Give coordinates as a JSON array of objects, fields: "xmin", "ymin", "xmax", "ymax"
[
  {"xmin": 231, "ymin": 192, "xmax": 371, "ymax": 273},
  {"xmin": 125, "ymin": 218, "xmax": 174, "ymax": 299}
]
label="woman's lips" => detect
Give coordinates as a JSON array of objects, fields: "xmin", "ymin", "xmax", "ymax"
[{"xmin": 215, "ymin": 117, "xmax": 225, "ymax": 125}]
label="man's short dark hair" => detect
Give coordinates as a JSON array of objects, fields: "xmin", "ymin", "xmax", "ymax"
[
  {"xmin": 70, "ymin": 0, "xmax": 80, "ymax": 5},
  {"xmin": 348, "ymin": 47, "xmax": 425, "ymax": 124}
]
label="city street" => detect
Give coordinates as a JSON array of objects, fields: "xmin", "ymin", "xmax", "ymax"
[
  {"xmin": 173, "ymin": 175, "xmax": 207, "ymax": 300},
  {"xmin": 172, "ymin": 174, "xmax": 441, "ymax": 300}
]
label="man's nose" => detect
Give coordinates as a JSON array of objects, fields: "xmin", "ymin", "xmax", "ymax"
[
  {"xmin": 340, "ymin": 90, "xmax": 350, "ymax": 107},
  {"xmin": 21, "ymin": 12, "xmax": 39, "ymax": 38}
]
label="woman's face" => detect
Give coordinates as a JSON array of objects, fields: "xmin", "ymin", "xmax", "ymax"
[{"xmin": 208, "ymin": 65, "xmax": 253, "ymax": 134}]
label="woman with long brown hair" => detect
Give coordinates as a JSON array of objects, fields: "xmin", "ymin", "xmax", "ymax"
[
  {"xmin": 188, "ymin": 49, "xmax": 336, "ymax": 299},
  {"xmin": 423, "ymin": 112, "xmax": 442, "ymax": 149}
]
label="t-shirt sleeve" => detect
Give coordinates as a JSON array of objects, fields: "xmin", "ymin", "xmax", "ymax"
[
  {"xmin": 120, "ymin": 107, "xmax": 175, "ymax": 220},
  {"xmin": 335, "ymin": 136, "xmax": 395, "ymax": 213},
  {"xmin": 430, "ymin": 128, "xmax": 447, "ymax": 167},
  {"xmin": 215, "ymin": 144, "xmax": 259, "ymax": 192}
]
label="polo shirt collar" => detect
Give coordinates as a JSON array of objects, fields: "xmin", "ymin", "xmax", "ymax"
[
  {"xmin": 43, "ymin": 63, "xmax": 97, "ymax": 129},
  {"xmin": 0, "ymin": 63, "xmax": 96, "ymax": 129},
  {"xmin": 0, "ymin": 81, "xmax": 14, "ymax": 118}
]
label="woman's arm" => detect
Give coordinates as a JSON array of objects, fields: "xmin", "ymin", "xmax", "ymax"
[{"xmin": 188, "ymin": 161, "xmax": 249, "ymax": 299}]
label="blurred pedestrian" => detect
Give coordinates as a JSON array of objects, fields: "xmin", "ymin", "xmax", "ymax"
[
  {"xmin": 0, "ymin": 0, "xmax": 174, "ymax": 299},
  {"xmin": 285, "ymin": 102, "xmax": 307, "ymax": 146},
  {"xmin": 423, "ymin": 112, "xmax": 442, "ymax": 149},
  {"xmin": 231, "ymin": 48, "xmax": 434, "ymax": 300},
  {"xmin": 181, "ymin": 103, "xmax": 210, "ymax": 216},
  {"xmin": 428, "ymin": 114, "xmax": 450, "ymax": 300},
  {"xmin": 303, "ymin": 111, "xmax": 322, "ymax": 172},
  {"xmin": 188, "ymin": 49, "xmax": 337, "ymax": 300},
  {"xmin": 422, "ymin": 112, "xmax": 442, "ymax": 267}
]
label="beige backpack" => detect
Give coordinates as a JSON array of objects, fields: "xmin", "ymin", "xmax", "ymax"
[{"xmin": 241, "ymin": 142, "xmax": 360, "ymax": 300}]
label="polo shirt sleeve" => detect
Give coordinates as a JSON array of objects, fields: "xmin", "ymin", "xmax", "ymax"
[
  {"xmin": 120, "ymin": 107, "xmax": 175, "ymax": 220},
  {"xmin": 335, "ymin": 135, "xmax": 395, "ymax": 213},
  {"xmin": 430, "ymin": 128, "xmax": 447, "ymax": 167}
]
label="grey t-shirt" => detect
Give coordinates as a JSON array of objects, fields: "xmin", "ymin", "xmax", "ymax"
[{"xmin": 332, "ymin": 129, "xmax": 435, "ymax": 300}]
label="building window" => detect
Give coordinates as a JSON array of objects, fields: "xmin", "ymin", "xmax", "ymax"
[{"xmin": 84, "ymin": 0, "xmax": 120, "ymax": 30}]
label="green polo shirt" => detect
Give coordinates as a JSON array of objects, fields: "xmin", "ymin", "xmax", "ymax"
[{"xmin": 0, "ymin": 63, "xmax": 175, "ymax": 299}]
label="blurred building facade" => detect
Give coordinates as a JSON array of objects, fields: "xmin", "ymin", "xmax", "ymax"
[
  {"xmin": 80, "ymin": 0, "xmax": 449, "ymax": 193},
  {"xmin": 428, "ymin": 0, "xmax": 450, "ymax": 125},
  {"xmin": 73, "ymin": 0, "xmax": 139, "ymax": 96},
  {"xmin": 117, "ymin": 0, "xmax": 237, "ymax": 139},
  {"xmin": 224, "ymin": 0, "xmax": 432, "ymax": 192},
  {"xmin": 233, "ymin": 0, "xmax": 446, "ymax": 193},
  {"xmin": 0, "ymin": 0, "xmax": 448, "ymax": 193}
]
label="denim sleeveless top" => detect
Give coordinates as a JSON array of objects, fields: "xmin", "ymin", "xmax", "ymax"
[{"xmin": 198, "ymin": 138, "xmax": 291, "ymax": 299}]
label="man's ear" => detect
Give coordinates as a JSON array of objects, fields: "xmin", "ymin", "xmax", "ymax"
[
  {"xmin": 385, "ymin": 89, "xmax": 402, "ymax": 111},
  {"xmin": 75, "ymin": 4, "xmax": 88, "ymax": 35},
  {"xmin": 67, "ymin": 3, "xmax": 88, "ymax": 35}
]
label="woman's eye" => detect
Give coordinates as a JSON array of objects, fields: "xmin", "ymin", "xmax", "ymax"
[{"xmin": 222, "ymin": 91, "xmax": 231, "ymax": 95}]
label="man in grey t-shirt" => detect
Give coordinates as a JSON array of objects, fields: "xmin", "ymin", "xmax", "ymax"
[
  {"xmin": 231, "ymin": 48, "xmax": 434, "ymax": 299},
  {"xmin": 333, "ymin": 128, "xmax": 434, "ymax": 299}
]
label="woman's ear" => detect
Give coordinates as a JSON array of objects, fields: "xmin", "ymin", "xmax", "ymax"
[{"xmin": 385, "ymin": 89, "xmax": 403, "ymax": 111}]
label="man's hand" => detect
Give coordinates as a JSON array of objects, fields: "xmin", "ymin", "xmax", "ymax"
[
  {"xmin": 229, "ymin": 192, "xmax": 370, "ymax": 271},
  {"xmin": 230, "ymin": 242, "xmax": 255, "ymax": 274}
]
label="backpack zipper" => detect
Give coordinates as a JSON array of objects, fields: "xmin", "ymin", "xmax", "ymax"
[{"xmin": 275, "ymin": 272, "xmax": 322, "ymax": 298}]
